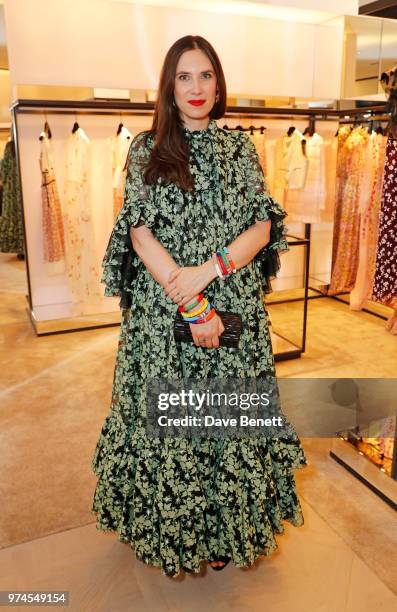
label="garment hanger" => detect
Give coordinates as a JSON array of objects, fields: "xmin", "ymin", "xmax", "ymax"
[
  {"xmin": 260, "ymin": 126, "xmax": 266, "ymax": 134},
  {"xmin": 116, "ymin": 112, "xmax": 124, "ymax": 135},
  {"xmin": 334, "ymin": 125, "xmax": 351, "ymax": 137},
  {"xmin": 352, "ymin": 117, "xmax": 362, "ymax": 130},
  {"xmin": 39, "ymin": 119, "xmax": 52, "ymax": 141},
  {"xmin": 287, "ymin": 126, "xmax": 295, "ymax": 137},
  {"xmin": 249, "ymin": 125, "xmax": 254, "ymax": 135},
  {"xmin": 71, "ymin": 112, "xmax": 80, "ymax": 133},
  {"xmin": 44, "ymin": 120, "xmax": 52, "ymax": 139},
  {"xmin": 118, "ymin": 123, "xmax": 131, "ymax": 139}
]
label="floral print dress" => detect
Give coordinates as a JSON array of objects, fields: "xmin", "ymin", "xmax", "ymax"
[
  {"xmin": 91, "ymin": 119, "xmax": 308, "ymax": 577},
  {"xmin": 372, "ymin": 135, "xmax": 397, "ymax": 308},
  {"xmin": 0, "ymin": 140, "xmax": 24, "ymax": 254},
  {"xmin": 328, "ymin": 126, "xmax": 370, "ymax": 295}
]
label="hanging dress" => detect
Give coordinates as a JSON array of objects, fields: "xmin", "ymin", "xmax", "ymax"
[
  {"xmin": 39, "ymin": 131, "xmax": 65, "ymax": 275},
  {"xmin": 63, "ymin": 127, "xmax": 101, "ymax": 305},
  {"xmin": 90, "ymin": 120, "xmax": 307, "ymax": 577},
  {"xmin": 250, "ymin": 130, "xmax": 267, "ymax": 178},
  {"xmin": 284, "ymin": 132, "xmax": 326, "ymax": 224},
  {"xmin": 273, "ymin": 129, "xmax": 307, "ymax": 204},
  {"xmin": 111, "ymin": 126, "xmax": 132, "ymax": 221},
  {"xmin": 0, "ymin": 139, "xmax": 24, "ymax": 254},
  {"xmin": 350, "ymin": 132, "xmax": 387, "ymax": 310},
  {"xmin": 371, "ymin": 135, "xmax": 397, "ymax": 309},
  {"xmin": 328, "ymin": 126, "xmax": 369, "ymax": 295},
  {"xmin": 0, "ymin": 159, "xmax": 3, "ymax": 216}
]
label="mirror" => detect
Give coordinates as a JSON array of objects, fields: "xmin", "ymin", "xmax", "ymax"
[{"xmin": 343, "ymin": 14, "xmax": 397, "ymax": 100}]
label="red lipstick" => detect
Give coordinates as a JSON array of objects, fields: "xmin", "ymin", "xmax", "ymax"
[{"xmin": 188, "ymin": 99, "xmax": 206, "ymax": 106}]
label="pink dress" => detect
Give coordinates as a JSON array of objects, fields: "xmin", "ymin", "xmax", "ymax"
[
  {"xmin": 350, "ymin": 132, "xmax": 387, "ymax": 310},
  {"xmin": 328, "ymin": 126, "xmax": 369, "ymax": 295}
]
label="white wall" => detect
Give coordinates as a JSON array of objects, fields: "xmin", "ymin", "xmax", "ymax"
[
  {"xmin": 4, "ymin": 0, "xmax": 342, "ymax": 322},
  {"xmin": 4, "ymin": 0, "xmax": 345, "ymax": 99},
  {"xmin": 0, "ymin": 69, "xmax": 11, "ymax": 120},
  {"xmin": 251, "ymin": 0, "xmax": 358, "ymax": 14}
]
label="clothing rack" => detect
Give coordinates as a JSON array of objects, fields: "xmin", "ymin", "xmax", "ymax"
[
  {"xmin": 275, "ymin": 108, "xmax": 392, "ymax": 324},
  {"xmin": 11, "ymin": 98, "xmax": 388, "ymax": 117},
  {"xmin": 10, "ymin": 99, "xmax": 392, "ymax": 344},
  {"xmin": 217, "ymin": 107, "xmax": 392, "ymax": 329},
  {"xmin": 222, "ymin": 124, "xmax": 267, "ymax": 134}
]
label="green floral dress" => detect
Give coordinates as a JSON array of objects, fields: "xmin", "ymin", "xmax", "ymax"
[
  {"xmin": 91, "ymin": 119, "xmax": 308, "ymax": 577},
  {"xmin": 0, "ymin": 140, "xmax": 24, "ymax": 254}
]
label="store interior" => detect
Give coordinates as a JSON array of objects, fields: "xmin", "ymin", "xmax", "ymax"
[{"xmin": 0, "ymin": 1, "xmax": 396, "ymax": 610}]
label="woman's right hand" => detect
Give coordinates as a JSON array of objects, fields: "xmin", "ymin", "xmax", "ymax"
[{"xmin": 189, "ymin": 312, "xmax": 225, "ymax": 349}]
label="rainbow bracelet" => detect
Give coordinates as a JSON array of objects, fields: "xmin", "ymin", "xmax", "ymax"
[
  {"xmin": 195, "ymin": 307, "xmax": 216, "ymax": 324},
  {"xmin": 218, "ymin": 249, "xmax": 231, "ymax": 273},
  {"xmin": 213, "ymin": 247, "xmax": 236, "ymax": 280},
  {"xmin": 183, "ymin": 303, "xmax": 212, "ymax": 322},
  {"xmin": 182, "ymin": 298, "xmax": 209, "ymax": 318},
  {"xmin": 223, "ymin": 247, "xmax": 236, "ymax": 273},
  {"xmin": 179, "ymin": 293, "xmax": 204, "ymax": 313},
  {"xmin": 216, "ymin": 251, "xmax": 229, "ymax": 276}
]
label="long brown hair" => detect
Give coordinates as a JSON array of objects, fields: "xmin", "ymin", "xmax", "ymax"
[{"xmin": 144, "ymin": 35, "xmax": 227, "ymax": 191}]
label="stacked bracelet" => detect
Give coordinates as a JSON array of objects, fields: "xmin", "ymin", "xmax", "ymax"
[
  {"xmin": 178, "ymin": 293, "xmax": 204, "ymax": 313},
  {"xmin": 179, "ymin": 295, "xmax": 216, "ymax": 324},
  {"xmin": 213, "ymin": 247, "xmax": 237, "ymax": 281}
]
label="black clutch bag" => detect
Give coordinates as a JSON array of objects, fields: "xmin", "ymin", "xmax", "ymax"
[{"xmin": 174, "ymin": 310, "xmax": 243, "ymax": 348}]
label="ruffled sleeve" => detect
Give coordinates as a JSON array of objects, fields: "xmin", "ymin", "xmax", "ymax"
[
  {"xmin": 101, "ymin": 131, "xmax": 155, "ymax": 309},
  {"xmin": 239, "ymin": 132, "xmax": 289, "ymax": 294}
]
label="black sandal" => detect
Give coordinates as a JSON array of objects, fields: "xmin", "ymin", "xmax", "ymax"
[{"xmin": 208, "ymin": 556, "xmax": 231, "ymax": 571}]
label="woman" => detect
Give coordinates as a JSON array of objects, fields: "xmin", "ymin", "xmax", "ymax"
[{"xmin": 91, "ymin": 35, "xmax": 307, "ymax": 577}]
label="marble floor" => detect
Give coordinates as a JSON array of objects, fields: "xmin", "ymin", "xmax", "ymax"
[{"xmin": 0, "ymin": 253, "xmax": 396, "ymax": 612}]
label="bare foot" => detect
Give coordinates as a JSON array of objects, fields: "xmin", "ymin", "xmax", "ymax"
[{"xmin": 209, "ymin": 560, "xmax": 226, "ymax": 568}]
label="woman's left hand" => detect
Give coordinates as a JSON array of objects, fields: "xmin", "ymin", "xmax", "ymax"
[{"xmin": 164, "ymin": 264, "xmax": 214, "ymax": 306}]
